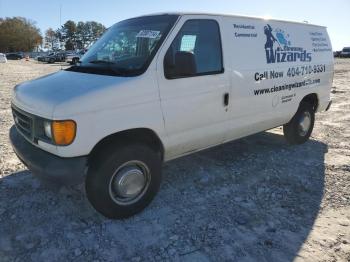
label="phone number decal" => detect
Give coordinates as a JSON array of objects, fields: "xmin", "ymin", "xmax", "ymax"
[{"xmin": 287, "ymin": 64, "xmax": 326, "ymax": 77}]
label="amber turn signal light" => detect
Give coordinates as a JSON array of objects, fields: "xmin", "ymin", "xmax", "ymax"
[{"xmin": 52, "ymin": 120, "xmax": 76, "ymax": 145}]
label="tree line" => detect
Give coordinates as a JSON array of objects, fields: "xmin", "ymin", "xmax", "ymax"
[
  {"xmin": 0, "ymin": 17, "xmax": 42, "ymax": 53},
  {"xmin": 0, "ymin": 17, "xmax": 106, "ymax": 53},
  {"xmin": 45, "ymin": 20, "xmax": 106, "ymax": 51}
]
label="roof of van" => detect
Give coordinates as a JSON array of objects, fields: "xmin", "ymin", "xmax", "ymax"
[{"xmin": 136, "ymin": 12, "xmax": 326, "ymax": 28}]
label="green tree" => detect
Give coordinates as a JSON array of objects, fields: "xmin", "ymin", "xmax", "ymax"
[
  {"xmin": 44, "ymin": 27, "xmax": 59, "ymax": 50},
  {"xmin": 0, "ymin": 17, "xmax": 42, "ymax": 52},
  {"xmin": 88, "ymin": 21, "xmax": 106, "ymax": 43},
  {"xmin": 76, "ymin": 21, "xmax": 106, "ymax": 49},
  {"xmin": 56, "ymin": 20, "xmax": 106, "ymax": 50},
  {"xmin": 76, "ymin": 21, "xmax": 89, "ymax": 49},
  {"xmin": 60, "ymin": 20, "xmax": 77, "ymax": 50}
]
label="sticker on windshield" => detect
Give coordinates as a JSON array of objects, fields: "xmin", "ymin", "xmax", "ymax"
[{"xmin": 136, "ymin": 30, "xmax": 160, "ymax": 39}]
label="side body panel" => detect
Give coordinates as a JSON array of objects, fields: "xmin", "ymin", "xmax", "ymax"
[
  {"xmin": 160, "ymin": 15, "xmax": 333, "ymax": 160},
  {"xmin": 220, "ymin": 16, "xmax": 333, "ymax": 143}
]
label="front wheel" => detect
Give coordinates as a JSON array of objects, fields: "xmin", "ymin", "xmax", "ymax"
[
  {"xmin": 283, "ymin": 102, "xmax": 315, "ymax": 145},
  {"xmin": 85, "ymin": 144, "xmax": 162, "ymax": 219}
]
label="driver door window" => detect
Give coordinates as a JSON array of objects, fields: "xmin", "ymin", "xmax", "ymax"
[{"xmin": 164, "ymin": 19, "xmax": 224, "ymax": 79}]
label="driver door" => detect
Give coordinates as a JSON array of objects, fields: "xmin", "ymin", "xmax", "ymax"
[{"xmin": 156, "ymin": 16, "xmax": 230, "ymax": 159}]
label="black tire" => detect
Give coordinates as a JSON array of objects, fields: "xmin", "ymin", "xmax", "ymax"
[
  {"xmin": 86, "ymin": 143, "xmax": 162, "ymax": 219},
  {"xmin": 283, "ymin": 102, "xmax": 315, "ymax": 145}
]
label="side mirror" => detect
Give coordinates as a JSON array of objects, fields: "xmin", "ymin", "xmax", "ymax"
[{"xmin": 164, "ymin": 51, "xmax": 197, "ymax": 78}]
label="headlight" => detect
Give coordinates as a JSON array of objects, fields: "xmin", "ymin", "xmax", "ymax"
[
  {"xmin": 43, "ymin": 120, "xmax": 76, "ymax": 146},
  {"xmin": 44, "ymin": 121, "xmax": 52, "ymax": 139}
]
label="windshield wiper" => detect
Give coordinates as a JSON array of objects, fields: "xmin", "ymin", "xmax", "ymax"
[
  {"xmin": 68, "ymin": 60, "xmax": 133, "ymax": 76},
  {"xmin": 88, "ymin": 60, "xmax": 116, "ymax": 65},
  {"xmin": 88, "ymin": 60, "xmax": 130, "ymax": 74}
]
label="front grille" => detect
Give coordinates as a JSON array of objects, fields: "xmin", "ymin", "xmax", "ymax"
[{"xmin": 12, "ymin": 106, "xmax": 33, "ymax": 140}]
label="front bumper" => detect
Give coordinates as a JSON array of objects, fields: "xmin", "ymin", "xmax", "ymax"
[{"xmin": 9, "ymin": 125, "xmax": 87, "ymax": 185}]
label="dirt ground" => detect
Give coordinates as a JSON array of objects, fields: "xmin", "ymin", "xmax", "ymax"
[{"xmin": 0, "ymin": 59, "xmax": 349, "ymax": 262}]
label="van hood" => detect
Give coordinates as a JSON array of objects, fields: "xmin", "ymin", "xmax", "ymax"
[{"xmin": 12, "ymin": 70, "xmax": 143, "ymax": 119}]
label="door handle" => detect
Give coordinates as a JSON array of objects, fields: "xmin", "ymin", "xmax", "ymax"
[{"xmin": 223, "ymin": 93, "xmax": 229, "ymax": 106}]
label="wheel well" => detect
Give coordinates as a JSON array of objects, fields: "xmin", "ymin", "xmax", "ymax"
[
  {"xmin": 301, "ymin": 93, "xmax": 318, "ymax": 112},
  {"xmin": 88, "ymin": 128, "xmax": 165, "ymax": 165}
]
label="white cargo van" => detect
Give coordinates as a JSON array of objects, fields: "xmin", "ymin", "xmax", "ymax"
[{"xmin": 10, "ymin": 13, "xmax": 333, "ymax": 218}]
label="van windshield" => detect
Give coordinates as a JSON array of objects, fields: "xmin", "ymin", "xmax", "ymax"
[{"xmin": 67, "ymin": 15, "xmax": 179, "ymax": 77}]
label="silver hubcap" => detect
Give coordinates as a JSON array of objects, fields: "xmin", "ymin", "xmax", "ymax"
[
  {"xmin": 109, "ymin": 161, "xmax": 150, "ymax": 205},
  {"xmin": 298, "ymin": 111, "xmax": 311, "ymax": 136}
]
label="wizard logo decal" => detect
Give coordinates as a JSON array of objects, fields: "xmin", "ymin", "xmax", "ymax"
[{"xmin": 264, "ymin": 24, "xmax": 312, "ymax": 64}]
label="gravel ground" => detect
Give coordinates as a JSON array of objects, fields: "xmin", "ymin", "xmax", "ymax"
[{"xmin": 0, "ymin": 59, "xmax": 349, "ymax": 262}]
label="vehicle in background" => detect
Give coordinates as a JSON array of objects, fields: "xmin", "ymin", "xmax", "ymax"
[
  {"xmin": 0, "ymin": 53, "xmax": 7, "ymax": 63},
  {"xmin": 41, "ymin": 53, "xmax": 55, "ymax": 63},
  {"xmin": 333, "ymin": 51, "xmax": 341, "ymax": 58},
  {"xmin": 36, "ymin": 55, "xmax": 45, "ymax": 62},
  {"xmin": 66, "ymin": 50, "xmax": 85, "ymax": 64},
  {"xmin": 42, "ymin": 52, "xmax": 66, "ymax": 63},
  {"xmin": 65, "ymin": 51, "xmax": 77, "ymax": 64},
  {"xmin": 6, "ymin": 53, "xmax": 23, "ymax": 60},
  {"xmin": 340, "ymin": 47, "xmax": 350, "ymax": 58}
]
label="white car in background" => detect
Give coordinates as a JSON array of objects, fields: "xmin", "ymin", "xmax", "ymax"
[
  {"xmin": 0, "ymin": 53, "xmax": 7, "ymax": 63},
  {"xmin": 66, "ymin": 50, "xmax": 85, "ymax": 64}
]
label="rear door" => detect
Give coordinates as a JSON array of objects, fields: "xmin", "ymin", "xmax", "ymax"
[{"xmin": 156, "ymin": 15, "xmax": 230, "ymax": 158}]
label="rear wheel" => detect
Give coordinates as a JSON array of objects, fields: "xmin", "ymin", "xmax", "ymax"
[
  {"xmin": 85, "ymin": 143, "xmax": 162, "ymax": 219},
  {"xmin": 283, "ymin": 102, "xmax": 315, "ymax": 145}
]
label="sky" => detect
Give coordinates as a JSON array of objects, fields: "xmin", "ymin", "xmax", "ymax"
[{"xmin": 0, "ymin": 0, "xmax": 349, "ymax": 50}]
